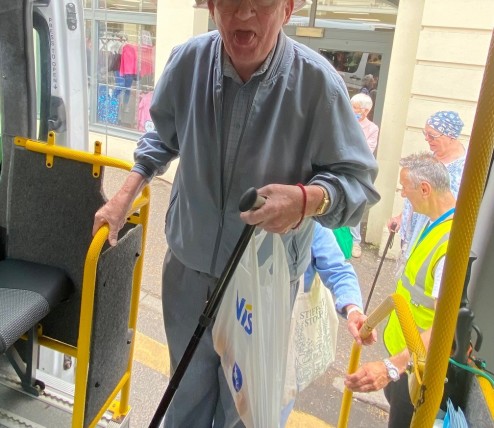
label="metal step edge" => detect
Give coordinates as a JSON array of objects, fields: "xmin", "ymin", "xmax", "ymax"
[{"xmin": 0, "ymin": 373, "xmax": 129, "ymax": 427}]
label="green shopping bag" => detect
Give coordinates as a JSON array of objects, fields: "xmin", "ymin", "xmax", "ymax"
[{"xmin": 332, "ymin": 227, "xmax": 353, "ymax": 260}]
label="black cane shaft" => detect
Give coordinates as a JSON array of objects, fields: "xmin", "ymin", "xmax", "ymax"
[
  {"xmin": 364, "ymin": 224, "xmax": 397, "ymax": 314},
  {"xmin": 205, "ymin": 224, "xmax": 256, "ymax": 318},
  {"xmin": 148, "ymin": 328, "xmax": 204, "ymax": 428},
  {"xmin": 148, "ymin": 188, "xmax": 264, "ymax": 428}
]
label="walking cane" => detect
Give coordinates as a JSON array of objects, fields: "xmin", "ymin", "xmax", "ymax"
[
  {"xmin": 148, "ymin": 188, "xmax": 265, "ymax": 428},
  {"xmin": 363, "ymin": 222, "xmax": 397, "ymax": 314}
]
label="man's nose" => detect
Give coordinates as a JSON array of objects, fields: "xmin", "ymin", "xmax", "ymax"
[{"xmin": 236, "ymin": 0, "xmax": 256, "ymax": 16}]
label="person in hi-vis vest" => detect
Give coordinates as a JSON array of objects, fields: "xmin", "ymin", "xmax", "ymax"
[{"xmin": 344, "ymin": 152, "xmax": 456, "ymax": 428}]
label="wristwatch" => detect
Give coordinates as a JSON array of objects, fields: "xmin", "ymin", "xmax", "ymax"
[
  {"xmin": 315, "ymin": 186, "xmax": 330, "ymax": 216},
  {"xmin": 383, "ymin": 358, "xmax": 400, "ymax": 382}
]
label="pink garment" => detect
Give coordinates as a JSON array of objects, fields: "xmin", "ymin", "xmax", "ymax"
[
  {"xmin": 119, "ymin": 43, "xmax": 155, "ymax": 77},
  {"xmin": 120, "ymin": 44, "xmax": 137, "ymax": 75},
  {"xmin": 140, "ymin": 45, "xmax": 155, "ymax": 77},
  {"xmin": 138, "ymin": 91, "xmax": 155, "ymax": 132},
  {"xmin": 359, "ymin": 117, "xmax": 379, "ymax": 154}
]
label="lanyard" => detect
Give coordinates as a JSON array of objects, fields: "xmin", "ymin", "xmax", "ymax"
[{"xmin": 417, "ymin": 207, "xmax": 455, "ymax": 246}]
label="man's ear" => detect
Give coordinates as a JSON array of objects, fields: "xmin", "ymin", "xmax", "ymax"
[
  {"xmin": 420, "ymin": 181, "xmax": 432, "ymax": 197},
  {"xmin": 283, "ymin": 0, "xmax": 294, "ymax": 24},
  {"xmin": 207, "ymin": 0, "xmax": 215, "ymax": 20}
]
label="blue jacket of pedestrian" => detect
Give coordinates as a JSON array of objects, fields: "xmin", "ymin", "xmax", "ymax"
[{"xmin": 304, "ymin": 222, "xmax": 363, "ymax": 315}]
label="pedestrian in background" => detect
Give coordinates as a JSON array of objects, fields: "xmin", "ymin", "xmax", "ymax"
[
  {"xmin": 93, "ymin": 0, "xmax": 380, "ymax": 425},
  {"xmin": 350, "ymin": 93, "xmax": 380, "ymax": 258},
  {"xmin": 359, "ymin": 73, "xmax": 376, "ymax": 96},
  {"xmin": 346, "ymin": 152, "xmax": 456, "ymax": 428},
  {"xmin": 388, "ymin": 111, "xmax": 465, "ymax": 263}
]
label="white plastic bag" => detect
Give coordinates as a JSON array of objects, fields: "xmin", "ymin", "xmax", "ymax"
[
  {"xmin": 284, "ymin": 274, "xmax": 339, "ymax": 403},
  {"xmin": 213, "ymin": 230, "xmax": 291, "ymax": 428}
]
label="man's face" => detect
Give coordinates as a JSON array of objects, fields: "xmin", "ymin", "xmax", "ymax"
[
  {"xmin": 399, "ymin": 168, "xmax": 425, "ymax": 214},
  {"xmin": 209, "ymin": 0, "xmax": 293, "ymax": 79}
]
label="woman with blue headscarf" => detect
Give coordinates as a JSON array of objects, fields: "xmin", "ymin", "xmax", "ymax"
[{"xmin": 389, "ymin": 110, "xmax": 466, "ymax": 260}]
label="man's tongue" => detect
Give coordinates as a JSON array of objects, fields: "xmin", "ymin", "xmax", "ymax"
[{"xmin": 234, "ymin": 30, "xmax": 255, "ymax": 45}]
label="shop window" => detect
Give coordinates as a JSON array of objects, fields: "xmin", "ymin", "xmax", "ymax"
[
  {"xmin": 85, "ymin": 21, "xmax": 92, "ymax": 83},
  {"xmin": 95, "ymin": 21, "xmax": 156, "ymax": 132},
  {"xmin": 97, "ymin": 0, "xmax": 157, "ymax": 13}
]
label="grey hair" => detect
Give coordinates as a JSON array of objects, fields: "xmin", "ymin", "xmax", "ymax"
[
  {"xmin": 362, "ymin": 74, "xmax": 375, "ymax": 88},
  {"xmin": 399, "ymin": 152, "xmax": 451, "ymax": 192},
  {"xmin": 351, "ymin": 93, "xmax": 373, "ymax": 110}
]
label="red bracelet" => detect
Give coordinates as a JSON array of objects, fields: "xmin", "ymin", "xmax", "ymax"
[{"xmin": 292, "ymin": 183, "xmax": 307, "ymax": 230}]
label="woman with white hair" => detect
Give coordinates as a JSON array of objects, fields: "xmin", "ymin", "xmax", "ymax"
[{"xmin": 350, "ymin": 93, "xmax": 380, "ymax": 257}]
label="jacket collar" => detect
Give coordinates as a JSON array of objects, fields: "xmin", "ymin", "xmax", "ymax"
[{"xmin": 213, "ymin": 30, "xmax": 293, "ymax": 86}]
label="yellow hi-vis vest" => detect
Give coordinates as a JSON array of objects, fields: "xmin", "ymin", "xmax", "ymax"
[{"xmin": 384, "ymin": 219, "xmax": 453, "ymax": 356}]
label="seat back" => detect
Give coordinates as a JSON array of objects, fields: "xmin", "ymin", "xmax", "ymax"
[
  {"xmin": 0, "ymin": 1, "xmax": 37, "ymax": 259},
  {"xmin": 7, "ymin": 144, "xmax": 104, "ymax": 346}
]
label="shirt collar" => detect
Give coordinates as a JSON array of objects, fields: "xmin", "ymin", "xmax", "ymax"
[{"xmin": 222, "ymin": 43, "xmax": 277, "ymax": 84}]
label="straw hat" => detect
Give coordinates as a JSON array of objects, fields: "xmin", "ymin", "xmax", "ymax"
[{"xmin": 194, "ymin": 0, "xmax": 311, "ymax": 13}]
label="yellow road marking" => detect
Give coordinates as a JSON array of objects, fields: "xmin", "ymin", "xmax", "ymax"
[
  {"xmin": 134, "ymin": 331, "xmax": 170, "ymax": 377},
  {"xmin": 134, "ymin": 331, "xmax": 335, "ymax": 427},
  {"xmin": 287, "ymin": 411, "xmax": 335, "ymax": 427}
]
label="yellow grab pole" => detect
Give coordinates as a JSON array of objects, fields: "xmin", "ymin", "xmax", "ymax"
[
  {"xmin": 411, "ymin": 30, "xmax": 494, "ymax": 427},
  {"xmin": 338, "ymin": 341, "xmax": 362, "ymax": 428},
  {"xmin": 338, "ymin": 295, "xmax": 426, "ymax": 428},
  {"xmin": 118, "ymin": 186, "xmax": 151, "ymax": 416},
  {"xmin": 73, "ymin": 225, "xmax": 109, "ymax": 427}
]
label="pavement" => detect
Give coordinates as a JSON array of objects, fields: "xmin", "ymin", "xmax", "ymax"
[{"xmin": 102, "ymin": 163, "xmax": 399, "ymax": 428}]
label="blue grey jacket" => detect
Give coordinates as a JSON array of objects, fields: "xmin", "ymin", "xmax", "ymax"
[{"xmin": 133, "ymin": 30, "xmax": 379, "ymax": 280}]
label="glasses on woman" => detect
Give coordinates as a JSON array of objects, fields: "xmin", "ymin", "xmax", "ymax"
[
  {"xmin": 422, "ymin": 130, "xmax": 443, "ymax": 140},
  {"xmin": 213, "ymin": 0, "xmax": 280, "ymax": 14}
]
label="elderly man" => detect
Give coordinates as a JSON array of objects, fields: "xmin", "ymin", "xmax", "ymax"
[
  {"xmin": 345, "ymin": 152, "xmax": 456, "ymax": 428},
  {"xmin": 93, "ymin": 0, "xmax": 379, "ymax": 426}
]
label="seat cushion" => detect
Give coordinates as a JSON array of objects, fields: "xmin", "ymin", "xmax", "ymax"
[{"xmin": 0, "ymin": 259, "xmax": 73, "ymax": 354}]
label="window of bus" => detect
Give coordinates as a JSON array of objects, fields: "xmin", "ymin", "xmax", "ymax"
[
  {"xmin": 319, "ymin": 49, "xmax": 381, "ymax": 120},
  {"xmin": 94, "ymin": 21, "xmax": 156, "ymax": 133},
  {"xmin": 32, "ymin": 19, "xmax": 52, "ymax": 143}
]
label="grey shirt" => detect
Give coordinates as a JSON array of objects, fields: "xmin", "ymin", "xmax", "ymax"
[{"xmin": 132, "ymin": 30, "xmax": 380, "ymax": 280}]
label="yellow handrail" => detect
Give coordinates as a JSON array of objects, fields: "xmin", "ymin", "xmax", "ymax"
[
  {"xmin": 73, "ymin": 223, "xmax": 109, "ymax": 427},
  {"xmin": 116, "ymin": 186, "xmax": 151, "ymax": 420},
  {"xmin": 411, "ymin": 30, "xmax": 494, "ymax": 427},
  {"xmin": 337, "ymin": 294, "xmax": 426, "ymax": 428}
]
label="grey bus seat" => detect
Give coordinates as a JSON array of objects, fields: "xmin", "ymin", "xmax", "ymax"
[
  {"xmin": 6, "ymin": 139, "xmax": 108, "ymax": 347},
  {"xmin": 0, "ymin": 259, "xmax": 73, "ymax": 354},
  {"xmin": 0, "ymin": 134, "xmax": 150, "ymax": 427}
]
